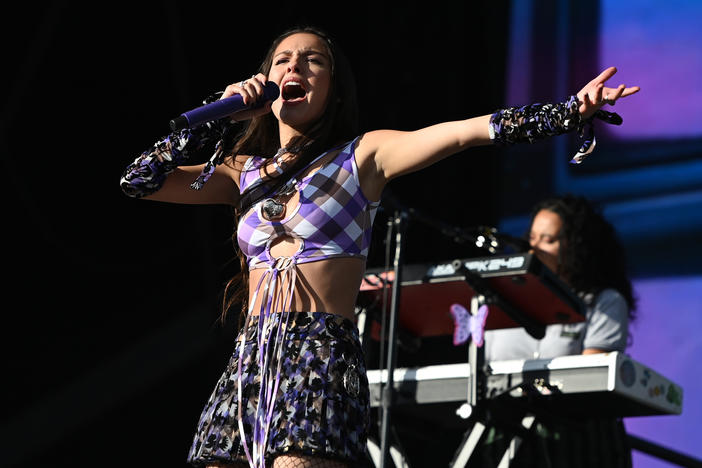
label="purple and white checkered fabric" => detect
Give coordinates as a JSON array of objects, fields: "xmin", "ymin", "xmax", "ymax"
[{"xmin": 236, "ymin": 137, "xmax": 379, "ymax": 270}]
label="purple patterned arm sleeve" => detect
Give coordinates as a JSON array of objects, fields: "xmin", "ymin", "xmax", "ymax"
[
  {"xmin": 120, "ymin": 112, "xmax": 236, "ymax": 198},
  {"xmin": 489, "ymin": 96, "xmax": 624, "ymax": 164},
  {"xmin": 120, "ymin": 128, "xmax": 200, "ymax": 198},
  {"xmin": 120, "ymin": 90, "xmax": 237, "ymax": 198},
  {"xmin": 488, "ymin": 95, "xmax": 582, "ymax": 145}
]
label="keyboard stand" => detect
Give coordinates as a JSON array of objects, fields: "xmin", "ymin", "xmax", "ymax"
[
  {"xmin": 497, "ymin": 414, "xmax": 536, "ymax": 468},
  {"xmin": 449, "ymin": 407, "xmax": 537, "ymax": 468},
  {"xmin": 449, "ymin": 420, "xmax": 487, "ymax": 468}
]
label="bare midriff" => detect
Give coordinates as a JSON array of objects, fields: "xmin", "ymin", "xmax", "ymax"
[{"xmin": 247, "ymin": 256, "xmax": 366, "ymax": 322}]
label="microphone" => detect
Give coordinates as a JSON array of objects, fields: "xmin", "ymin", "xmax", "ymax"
[{"xmin": 169, "ymin": 81, "xmax": 280, "ymax": 131}]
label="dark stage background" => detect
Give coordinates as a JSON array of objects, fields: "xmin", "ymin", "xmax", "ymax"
[{"xmin": 3, "ymin": 2, "xmax": 701, "ymax": 467}]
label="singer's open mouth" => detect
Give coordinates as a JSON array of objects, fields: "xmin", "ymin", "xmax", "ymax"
[{"xmin": 282, "ymin": 81, "xmax": 306, "ymax": 101}]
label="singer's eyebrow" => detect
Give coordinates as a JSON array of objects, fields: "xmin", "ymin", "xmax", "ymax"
[{"xmin": 273, "ymin": 48, "xmax": 329, "ymax": 59}]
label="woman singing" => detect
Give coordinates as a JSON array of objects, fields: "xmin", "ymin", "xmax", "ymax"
[{"xmin": 120, "ymin": 26, "xmax": 639, "ymax": 468}]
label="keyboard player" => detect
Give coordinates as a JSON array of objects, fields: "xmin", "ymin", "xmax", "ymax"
[{"xmin": 476, "ymin": 194, "xmax": 638, "ymax": 467}]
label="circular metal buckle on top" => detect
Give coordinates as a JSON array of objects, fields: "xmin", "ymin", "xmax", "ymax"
[{"xmin": 265, "ymin": 235, "xmax": 304, "ymax": 271}]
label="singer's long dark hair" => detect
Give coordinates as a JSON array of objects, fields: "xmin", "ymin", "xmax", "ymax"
[
  {"xmin": 528, "ymin": 194, "xmax": 637, "ymax": 321},
  {"xmin": 221, "ymin": 26, "xmax": 360, "ymax": 324}
]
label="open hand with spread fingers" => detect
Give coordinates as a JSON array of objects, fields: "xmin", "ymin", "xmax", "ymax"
[{"xmin": 577, "ymin": 67, "xmax": 640, "ymax": 119}]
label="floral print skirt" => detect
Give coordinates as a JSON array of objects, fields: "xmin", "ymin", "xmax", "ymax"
[{"xmin": 187, "ymin": 312, "xmax": 370, "ymax": 466}]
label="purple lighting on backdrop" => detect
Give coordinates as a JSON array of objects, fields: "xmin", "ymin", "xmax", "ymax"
[
  {"xmin": 624, "ymin": 276, "xmax": 702, "ymax": 466},
  {"xmin": 600, "ymin": 0, "xmax": 702, "ymax": 140},
  {"xmin": 504, "ymin": 1, "xmax": 702, "ymax": 463},
  {"xmin": 597, "ymin": 3, "xmax": 702, "ymax": 460}
]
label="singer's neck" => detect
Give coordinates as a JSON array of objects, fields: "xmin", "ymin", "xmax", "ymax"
[{"xmin": 278, "ymin": 121, "xmax": 314, "ymax": 150}]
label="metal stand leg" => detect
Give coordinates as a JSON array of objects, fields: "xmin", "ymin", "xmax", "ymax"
[
  {"xmin": 450, "ymin": 421, "xmax": 487, "ymax": 468},
  {"xmin": 379, "ymin": 211, "xmax": 408, "ymax": 468},
  {"xmin": 496, "ymin": 414, "xmax": 536, "ymax": 468},
  {"xmin": 367, "ymin": 436, "xmax": 410, "ymax": 468},
  {"xmin": 468, "ymin": 295, "xmax": 485, "ymax": 408}
]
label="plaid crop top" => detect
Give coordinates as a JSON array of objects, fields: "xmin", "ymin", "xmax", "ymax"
[
  {"xmin": 232, "ymin": 137, "xmax": 379, "ymax": 463},
  {"xmin": 236, "ymin": 137, "xmax": 379, "ymax": 270}
]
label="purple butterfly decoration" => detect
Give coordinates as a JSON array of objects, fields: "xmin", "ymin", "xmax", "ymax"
[{"xmin": 450, "ymin": 303, "xmax": 489, "ymax": 347}]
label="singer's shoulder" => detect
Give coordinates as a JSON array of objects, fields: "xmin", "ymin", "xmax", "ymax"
[
  {"xmin": 359, "ymin": 129, "xmax": 405, "ymax": 142},
  {"xmin": 354, "ymin": 129, "xmax": 407, "ymax": 157}
]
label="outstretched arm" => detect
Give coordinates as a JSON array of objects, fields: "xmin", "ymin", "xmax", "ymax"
[{"xmin": 356, "ymin": 67, "xmax": 639, "ymax": 200}]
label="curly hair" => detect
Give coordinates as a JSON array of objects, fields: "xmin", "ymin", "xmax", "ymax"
[{"xmin": 528, "ymin": 194, "xmax": 637, "ymax": 321}]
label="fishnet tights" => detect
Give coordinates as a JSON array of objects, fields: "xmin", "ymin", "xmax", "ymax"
[{"xmin": 206, "ymin": 454, "xmax": 349, "ymax": 468}]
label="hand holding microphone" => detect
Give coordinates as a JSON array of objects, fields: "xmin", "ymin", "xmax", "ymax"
[{"xmin": 170, "ymin": 74, "xmax": 279, "ymax": 131}]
